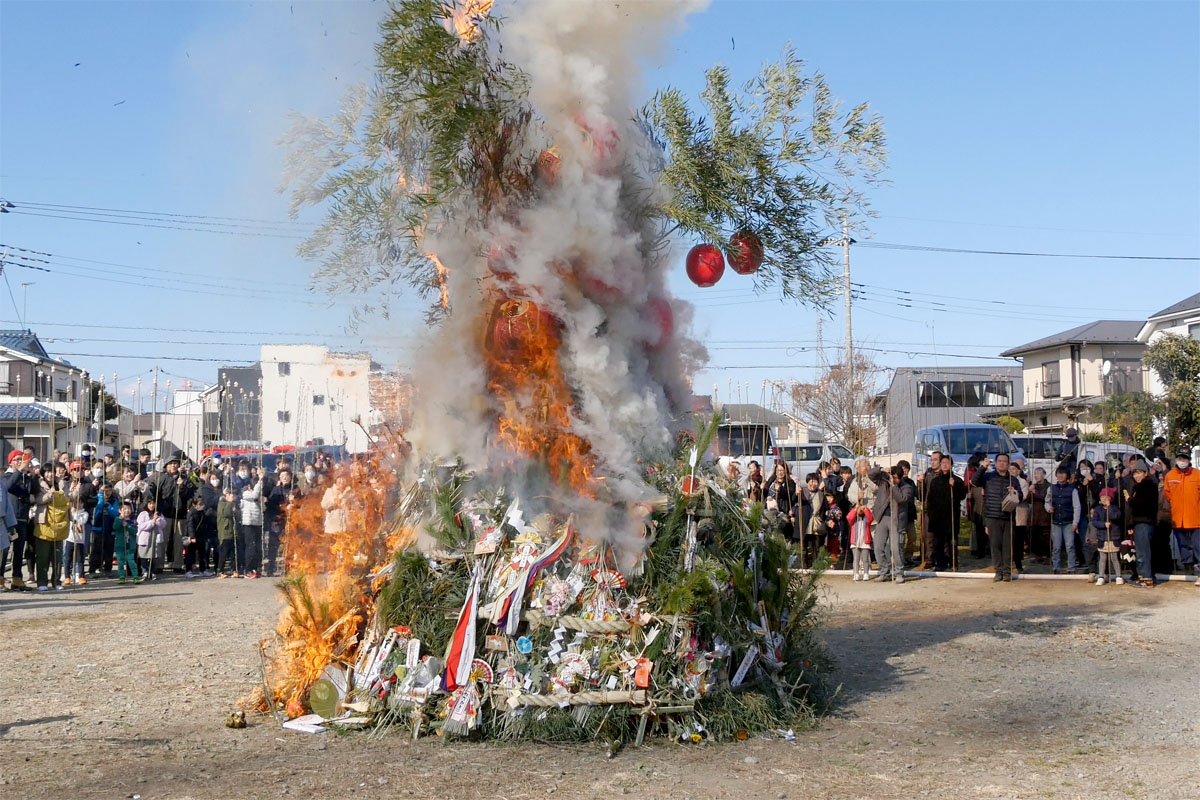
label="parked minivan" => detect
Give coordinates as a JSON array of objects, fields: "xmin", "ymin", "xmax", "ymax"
[
  {"xmin": 714, "ymin": 422, "xmax": 779, "ymax": 475},
  {"xmin": 1074, "ymin": 441, "xmax": 1142, "ymax": 472},
  {"xmin": 1011, "ymin": 435, "xmax": 1066, "ymax": 479},
  {"xmin": 777, "ymin": 442, "xmax": 855, "ymax": 482},
  {"xmin": 912, "ymin": 423, "xmax": 1022, "ymax": 477}
]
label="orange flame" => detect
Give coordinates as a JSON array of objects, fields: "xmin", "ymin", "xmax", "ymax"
[
  {"xmin": 443, "ymin": 0, "xmax": 493, "ymax": 44},
  {"xmin": 256, "ymin": 453, "xmax": 408, "ymax": 715},
  {"xmin": 484, "ymin": 294, "xmax": 597, "ymax": 495},
  {"xmin": 429, "ymin": 252, "xmax": 450, "ymax": 309}
]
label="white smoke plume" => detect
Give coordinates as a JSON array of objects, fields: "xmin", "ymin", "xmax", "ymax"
[{"xmin": 405, "ymin": 0, "xmax": 710, "ymax": 556}]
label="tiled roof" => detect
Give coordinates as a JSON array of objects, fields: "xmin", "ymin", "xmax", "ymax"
[
  {"xmin": 1148, "ymin": 292, "xmax": 1200, "ymax": 321},
  {"xmin": 0, "ymin": 402, "xmax": 65, "ymax": 421},
  {"xmin": 0, "ymin": 330, "xmax": 75, "ymax": 369},
  {"xmin": 0, "ymin": 330, "xmax": 49, "ymax": 359},
  {"xmin": 999, "ymin": 320, "xmax": 1144, "ymax": 357}
]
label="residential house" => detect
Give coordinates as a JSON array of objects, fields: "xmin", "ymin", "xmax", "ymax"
[
  {"xmin": 986, "ymin": 320, "xmax": 1146, "ymax": 435},
  {"xmin": 717, "ymin": 403, "xmax": 810, "ymax": 444},
  {"xmin": 1136, "ymin": 292, "xmax": 1200, "ymax": 394},
  {"xmin": 875, "ymin": 366, "xmax": 1023, "ymax": 457},
  {"xmin": 0, "ymin": 330, "xmax": 90, "ymax": 460}
]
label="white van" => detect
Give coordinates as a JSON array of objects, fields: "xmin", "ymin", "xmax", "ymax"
[
  {"xmin": 777, "ymin": 442, "xmax": 855, "ymax": 482},
  {"xmin": 714, "ymin": 422, "xmax": 779, "ymax": 475},
  {"xmin": 1011, "ymin": 435, "xmax": 1066, "ymax": 478},
  {"xmin": 1075, "ymin": 441, "xmax": 1142, "ymax": 472}
]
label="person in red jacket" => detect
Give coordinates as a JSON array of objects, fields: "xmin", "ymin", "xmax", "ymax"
[
  {"xmin": 846, "ymin": 498, "xmax": 874, "ymax": 582},
  {"xmin": 1163, "ymin": 446, "xmax": 1200, "ymax": 582}
]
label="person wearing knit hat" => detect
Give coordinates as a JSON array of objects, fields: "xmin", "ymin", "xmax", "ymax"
[{"xmin": 1087, "ymin": 487, "xmax": 1124, "ymax": 585}]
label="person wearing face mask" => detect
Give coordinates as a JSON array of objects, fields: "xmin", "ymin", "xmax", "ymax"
[
  {"xmin": 1074, "ymin": 459, "xmax": 1098, "ymax": 572},
  {"xmin": 197, "ymin": 467, "xmax": 222, "ymax": 576},
  {"xmin": 239, "ymin": 465, "xmax": 264, "ymax": 579},
  {"xmin": 146, "ymin": 452, "xmax": 195, "ymax": 572},
  {"xmin": 300, "ymin": 464, "xmax": 320, "ymax": 496},
  {"xmin": 265, "ymin": 468, "xmax": 299, "ymax": 577},
  {"xmin": 1163, "ymin": 447, "xmax": 1200, "ymax": 582},
  {"xmin": 88, "ymin": 484, "xmax": 120, "ymax": 577}
]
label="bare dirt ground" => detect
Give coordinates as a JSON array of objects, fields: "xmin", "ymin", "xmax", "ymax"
[{"xmin": 2, "ymin": 574, "xmax": 1196, "ymax": 800}]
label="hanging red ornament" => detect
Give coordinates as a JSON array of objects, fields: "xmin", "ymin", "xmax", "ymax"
[
  {"xmin": 489, "ymin": 299, "xmax": 558, "ymax": 357},
  {"xmin": 644, "ymin": 297, "xmax": 674, "ymax": 351},
  {"xmin": 572, "ymin": 256, "xmax": 623, "ymax": 304},
  {"xmin": 685, "ymin": 244, "xmax": 725, "ymax": 287},
  {"xmin": 728, "ymin": 230, "xmax": 764, "ymax": 275}
]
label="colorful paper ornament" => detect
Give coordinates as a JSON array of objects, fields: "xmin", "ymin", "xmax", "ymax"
[
  {"xmin": 727, "ymin": 230, "xmax": 764, "ymax": 275},
  {"xmin": 685, "ymin": 244, "xmax": 725, "ymax": 287}
]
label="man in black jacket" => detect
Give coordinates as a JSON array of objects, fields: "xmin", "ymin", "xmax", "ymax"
[
  {"xmin": 926, "ymin": 456, "xmax": 967, "ymax": 571},
  {"xmin": 972, "ymin": 452, "xmax": 1022, "ymax": 581},
  {"xmin": 148, "ymin": 452, "xmax": 195, "ymax": 571},
  {"xmin": 2, "ymin": 450, "xmax": 37, "ymax": 590}
]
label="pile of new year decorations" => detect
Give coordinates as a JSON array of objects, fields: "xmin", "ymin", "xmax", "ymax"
[{"xmin": 253, "ymin": 415, "xmax": 829, "ymax": 746}]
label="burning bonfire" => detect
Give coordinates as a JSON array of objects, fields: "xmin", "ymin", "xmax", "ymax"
[{"xmin": 257, "ymin": 0, "xmax": 886, "ymax": 743}]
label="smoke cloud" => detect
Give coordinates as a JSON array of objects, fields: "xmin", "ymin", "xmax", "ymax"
[{"xmin": 404, "ymin": 0, "xmax": 709, "ymax": 557}]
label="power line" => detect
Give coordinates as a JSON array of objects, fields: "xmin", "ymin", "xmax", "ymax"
[
  {"xmin": 876, "ymin": 213, "xmax": 1195, "ymax": 238},
  {"xmin": 0, "ymin": 255, "xmax": 333, "ymax": 307},
  {"xmin": 856, "ymin": 241, "xmax": 1199, "ymax": 261},
  {"xmin": 5, "ymin": 209, "xmax": 307, "ymax": 240},
  {"xmin": 853, "ymin": 281, "xmax": 1154, "ymax": 314},
  {"xmin": 0, "ymin": 318, "xmax": 394, "ymax": 339},
  {"xmin": 8, "ymin": 199, "xmax": 312, "ymax": 229},
  {"xmin": 11, "ymin": 202, "xmax": 311, "ymax": 235}
]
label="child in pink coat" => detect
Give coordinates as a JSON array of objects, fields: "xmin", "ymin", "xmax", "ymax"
[{"xmin": 846, "ymin": 498, "xmax": 874, "ymax": 582}]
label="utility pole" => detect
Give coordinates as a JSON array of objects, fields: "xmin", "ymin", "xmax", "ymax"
[
  {"xmin": 840, "ymin": 218, "xmax": 857, "ymax": 451},
  {"xmin": 151, "ymin": 367, "xmax": 159, "ymax": 460}
]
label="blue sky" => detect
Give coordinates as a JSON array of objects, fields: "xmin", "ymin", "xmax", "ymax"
[{"xmin": 1, "ymin": 0, "xmax": 1197, "ymax": 415}]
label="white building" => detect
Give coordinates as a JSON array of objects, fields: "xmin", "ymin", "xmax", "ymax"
[
  {"xmin": 1136, "ymin": 292, "xmax": 1200, "ymax": 394},
  {"xmin": 0, "ymin": 330, "xmax": 91, "ymax": 459},
  {"xmin": 259, "ymin": 344, "xmax": 374, "ymax": 453}
]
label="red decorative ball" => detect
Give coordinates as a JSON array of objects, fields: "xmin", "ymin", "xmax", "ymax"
[
  {"xmin": 685, "ymin": 244, "xmax": 725, "ymax": 287},
  {"xmin": 728, "ymin": 230, "xmax": 763, "ymax": 275},
  {"xmin": 645, "ymin": 296, "xmax": 674, "ymax": 351}
]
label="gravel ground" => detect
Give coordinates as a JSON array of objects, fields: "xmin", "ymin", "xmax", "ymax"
[{"xmin": 1, "ymin": 573, "xmax": 1196, "ymax": 799}]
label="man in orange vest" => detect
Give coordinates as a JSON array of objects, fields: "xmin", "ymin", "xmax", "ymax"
[{"xmin": 1163, "ymin": 446, "xmax": 1200, "ymax": 582}]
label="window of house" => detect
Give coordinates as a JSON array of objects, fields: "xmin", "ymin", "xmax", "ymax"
[
  {"xmin": 917, "ymin": 380, "xmax": 1013, "ymax": 408},
  {"xmin": 277, "ymin": 410, "xmax": 291, "ymax": 423},
  {"xmin": 278, "ymin": 362, "xmax": 291, "ymax": 376},
  {"xmin": 1041, "ymin": 361, "xmax": 1060, "ymax": 398},
  {"xmin": 71, "ymin": 379, "xmax": 78, "ymax": 401},
  {"xmin": 1106, "ymin": 359, "xmax": 1144, "ymax": 396},
  {"xmin": 313, "ymin": 394, "xmax": 325, "ymax": 406},
  {"xmin": 56, "ymin": 390, "xmax": 67, "ymax": 402},
  {"xmin": 1188, "ymin": 322, "xmax": 1200, "ymax": 343}
]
